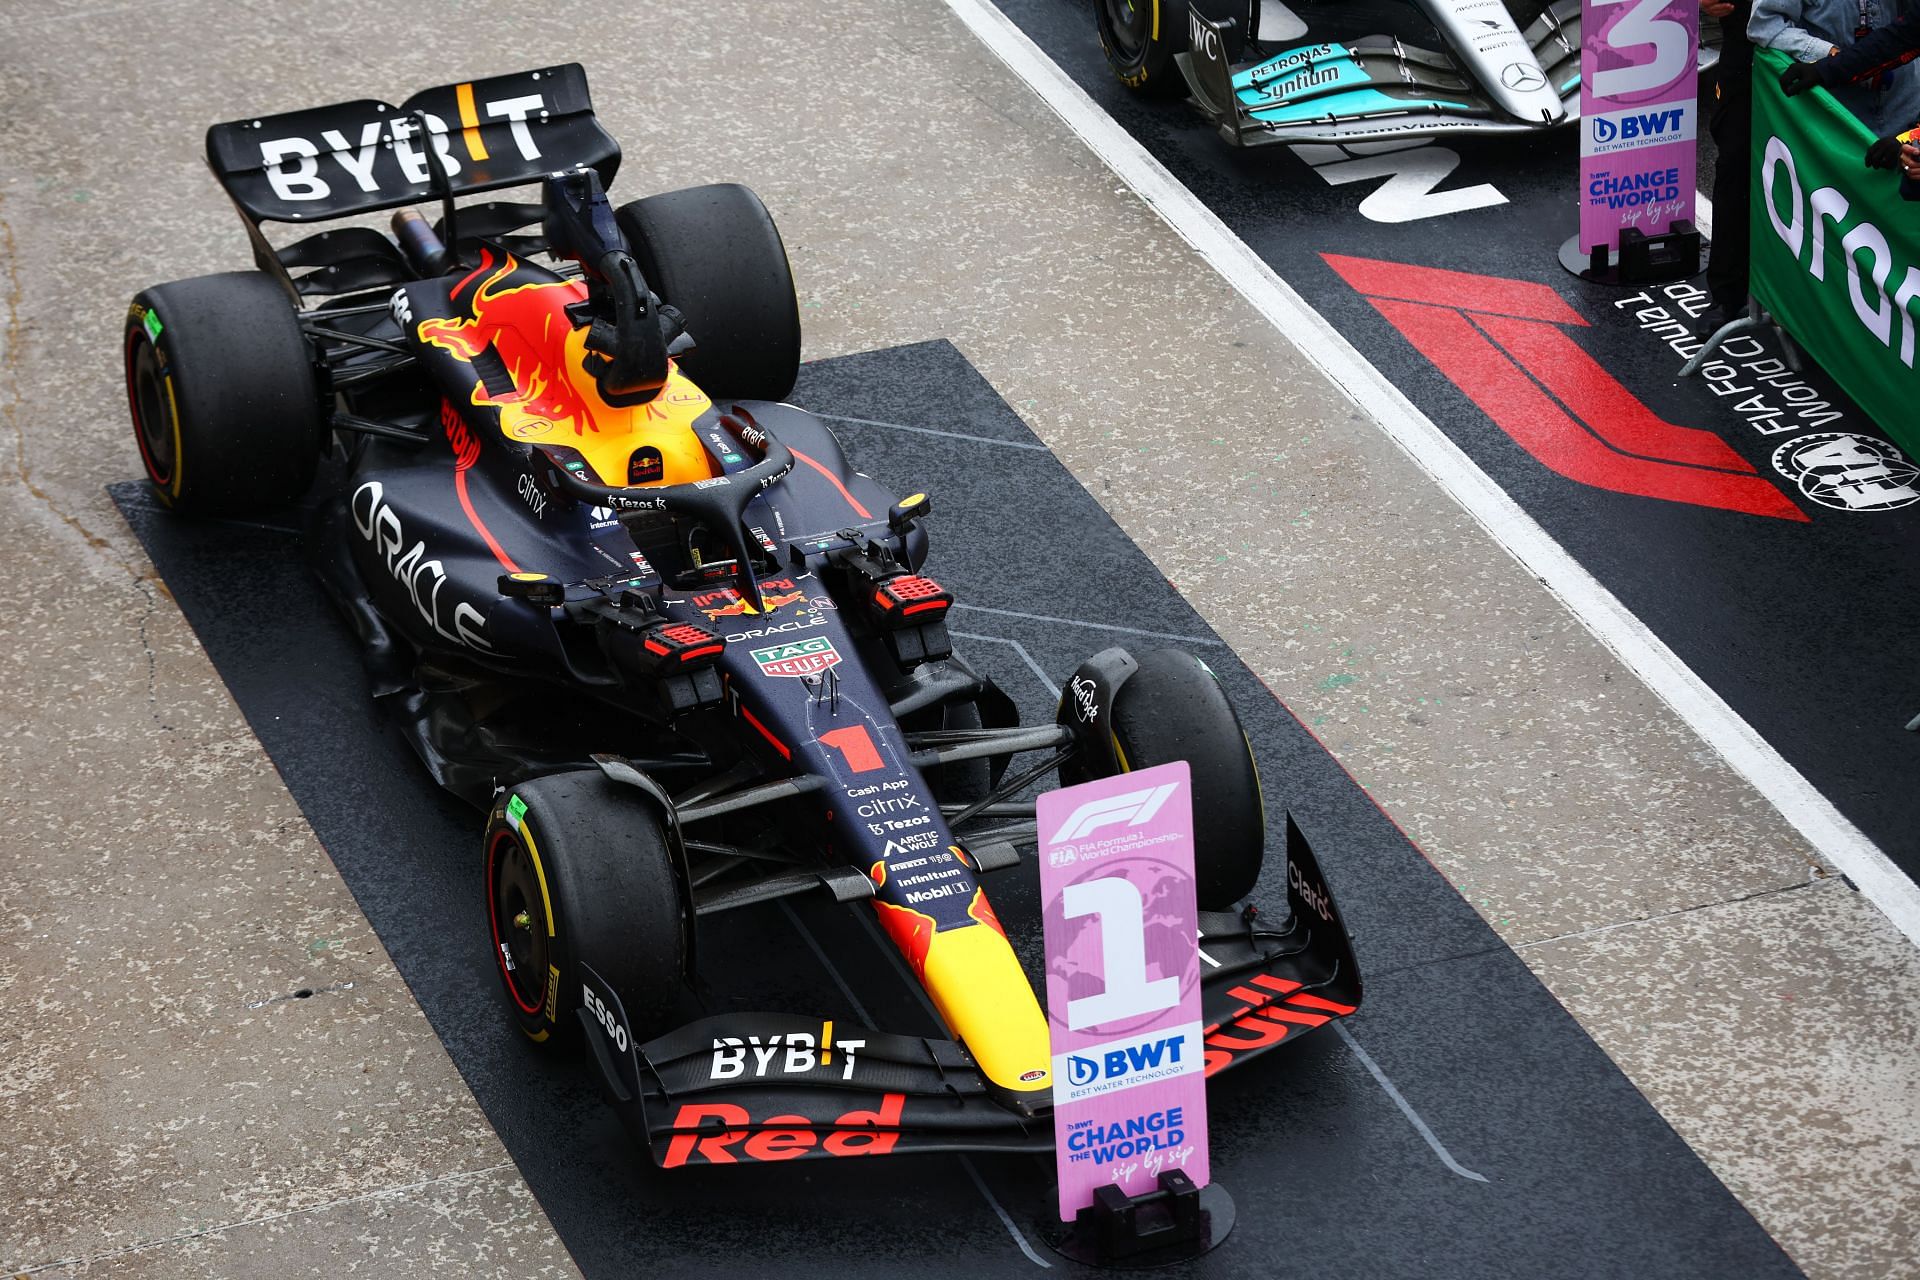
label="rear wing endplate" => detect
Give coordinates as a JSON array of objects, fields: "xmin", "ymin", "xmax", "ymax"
[{"xmin": 205, "ymin": 63, "xmax": 618, "ymax": 225}]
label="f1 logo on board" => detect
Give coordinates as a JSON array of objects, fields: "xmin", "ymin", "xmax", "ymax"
[{"xmin": 1048, "ymin": 782, "xmax": 1180, "ymax": 843}]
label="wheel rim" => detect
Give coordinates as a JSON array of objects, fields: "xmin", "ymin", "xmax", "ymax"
[
  {"xmin": 125, "ymin": 331, "xmax": 175, "ymax": 488},
  {"xmin": 1104, "ymin": 0, "xmax": 1151, "ymax": 59},
  {"xmin": 487, "ymin": 829, "xmax": 551, "ymax": 1017}
]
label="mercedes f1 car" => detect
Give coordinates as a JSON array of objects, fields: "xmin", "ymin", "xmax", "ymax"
[
  {"xmin": 122, "ymin": 65, "xmax": 1361, "ymax": 1168},
  {"xmin": 1099, "ymin": 0, "xmax": 1582, "ymax": 146}
]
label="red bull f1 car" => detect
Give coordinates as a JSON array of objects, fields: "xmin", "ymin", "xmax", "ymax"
[
  {"xmin": 1100, "ymin": 0, "xmax": 1583, "ymax": 145},
  {"xmin": 122, "ymin": 65, "xmax": 1361, "ymax": 1168}
]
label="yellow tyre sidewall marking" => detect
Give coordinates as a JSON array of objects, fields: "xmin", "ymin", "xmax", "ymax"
[
  {"xmin": 161, "ymin": 366, "xmax": 184, "ymax": 501},
  {"xmin": 127, "ymin": 303, "xmax": 185, "ymax": 503},
  {"xmin": 505, "ymin": 797, "xmax": 561, "ymax": 1035}
]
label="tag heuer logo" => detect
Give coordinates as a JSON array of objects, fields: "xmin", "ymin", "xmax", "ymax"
[{"xmin": 751, "ymin": 635, "xmax": 843, "ymax": 678}]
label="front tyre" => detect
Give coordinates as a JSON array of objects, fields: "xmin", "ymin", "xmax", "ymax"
[
  {"xmin": 1100, "ymin": 0, "xmax": 1251, "ymax": 96},
  {"xmin": 124, "ymin": 272, "xmax": 323, "ymax": 515},
  {"xmin": 483, "ymin": 771, "xmax": 691, "ymax": 1050},
  {"xmin": 1062, "ymin": 649, "xmax": 1265, "ymax": 909},
  {"xmin": 1098, "ymin": 0, "xmax": 1191, "ymax": 95}
]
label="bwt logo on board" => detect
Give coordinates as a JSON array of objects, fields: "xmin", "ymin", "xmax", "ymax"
[
  {"xmin": 1586, "ymin": 103, "xmax": 1695, "ymax": 155},
  {"xmin": 1067, "ymin": 1033, "xmax": 1187, "ymax": 1088},
  {"xmin": 1055, "ymin": 1023, "xmax": 1202, "ymax": 1103}
]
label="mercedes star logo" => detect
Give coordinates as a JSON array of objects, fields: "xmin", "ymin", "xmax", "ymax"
[{"xmin": 1501, "ymin": 62, "xmax": 1547, "ymax": 90}]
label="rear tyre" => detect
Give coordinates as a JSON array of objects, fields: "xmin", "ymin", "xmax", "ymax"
[
  {"xmin": 123, "ymin": 272, "xmax": 323, "ymax": 515},
  {"xmin": 614, "ymin": 184, "xmax": 802, "ymax": 402},
  {"xmin": 1064, "ymin": 649, "xmax": 1265, "ymax": 909},
  {"xmin": 483, "ymin": 771, "xmax": 690, "ymax": 1051}
]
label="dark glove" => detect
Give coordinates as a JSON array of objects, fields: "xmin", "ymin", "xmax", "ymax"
[
  {"xmin": 1779, "ymin": 60, "xmax": 1825, "ymax": 96},
  {"xmin": 1866, "ymin": 135, "xmax": 1906, "ymax": 169}
]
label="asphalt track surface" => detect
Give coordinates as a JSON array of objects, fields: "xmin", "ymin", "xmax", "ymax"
[
  {"xmin": 114, "ymin": 341, "xmax": 1800, "ymax": 1279},
  {"xmin": 992, "ymin": 0, "xmax": 1920, "ymax": 886}
]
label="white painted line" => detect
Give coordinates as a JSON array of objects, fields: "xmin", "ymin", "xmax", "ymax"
[
  {"xmin": 939, "ymin": 0, "xmax": 1920, "ymax": 949},
  {"xmin": 814, "ymin": 412, "xmax": 1051, "ymax": 451},
  {"xmin": 1334, "ymin": 1023, "xmax": 1490, "ymax": 1183},
  {"xmin": 778, "ymin": 902, "xmax": 1051, "ymax": 1268},
  {"xmin": 953, "ymin": 629, "xmax": 1062, "ymax": 697},
  {"xmin": 954, "ymin": 602, "xmax": 1226, "ymax": 645}
]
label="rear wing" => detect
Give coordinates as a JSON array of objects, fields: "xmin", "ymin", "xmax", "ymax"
[
  {"xmin": 206, "ymin": 64, "xmax": 618, "ymax": 224},
  {"xmin": 204, "ymin": 65, "xmax": 619, "ymax": 298}
]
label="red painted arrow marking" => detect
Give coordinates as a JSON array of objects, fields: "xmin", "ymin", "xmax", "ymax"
[{"xmin": 1324, "ymin": 255, "xmax": 1807, "ymax": 523}]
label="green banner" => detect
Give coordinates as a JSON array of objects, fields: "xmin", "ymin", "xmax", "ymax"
[{"xmin": 1751, "ymin": 47, "xmax": 1920, "ymax": 453}]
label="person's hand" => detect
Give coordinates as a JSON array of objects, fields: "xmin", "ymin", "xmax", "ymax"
[
  {"xmin": 1867, "ymin": 135, "xmax": 1906, "ymax": 168},
  {"xmin": 1780, "ymin": 60, "xmax": 1824, "ymax": 96},
  {"xmin": 1902, "ymin": 143, "xmax": 1920, "ymax": 180},
  {"xmin": 1699, "ymin": 0, "xmax": 1734, "ymax": 16}
]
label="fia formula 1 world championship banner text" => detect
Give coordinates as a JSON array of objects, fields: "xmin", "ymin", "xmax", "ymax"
[
  {"xmin": 1581, "ymin": 0, "xmax": 1699, "ymax": 252},
  {"xmin": 1038, "ymin": 762, "xmax": 1207, "ymax": 1220}
]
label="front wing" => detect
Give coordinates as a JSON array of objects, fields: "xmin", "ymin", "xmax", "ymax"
[
  {"xmin": 1181, "ymin": 3, "xmax": 1582, "ymax": 147},
  {"xmin": 579, "ymin": 817, "xmax": 1361, "ymax": 1169}
]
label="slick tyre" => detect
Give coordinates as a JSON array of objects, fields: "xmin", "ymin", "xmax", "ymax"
[
  {"xmin": 124, "ymin": 272, "xmax": 323, "ymax": 515},
  {"xmin": 1068, "ymin": 649, "xmax": 1265, "ymax": 909},
  {"xmin": 615, "ymin": 184, "xmax": 802, "ymax": 402},
  {"xmin": 483, "ymin": 771, "xmax": 691, "ymax": 1051},
  {"xmin": 1099, "ymin": 0, "xmax": 1245, "ymax": 95}
]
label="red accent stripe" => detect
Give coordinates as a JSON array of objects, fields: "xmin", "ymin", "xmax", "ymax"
[
  {"xmin": 1366, "ymin": 298, "xmax": 1808, "ymax": 523},
  {"xmin": 739, "ymin": 703, "xmax": 790, "ymax": 759},
  {"xmin": 1323, "ymin": 252, "xmax": 1588, "ymax": 325},
  {"xmin": 902, "ymin": 600, "xmax": 948, "ymax": 616},
  {"xmin": 1472, "ymin": 313, "xmax": 1760, "ymax": 473},
  {"xmin": 454, "ymin": 468, "xmax": 522, "ymax": 572},
  {"xmin": 1326, "ymin": 253, "xmax": 1807, "ymax": 524},
  {"xmin": 1249, "ymin": 974, "xmax": 1303, "ymax": 995},
  {"xmin": 486, "ymin": 830, "xmax": 544, "ymax": 1017},
  {"xmin": 1287, "ymin": 992, "xmax": 1359, "ymax": 1016},
  {"xmin": 680, "ymin": 643, "xmax": 724, "ymax": 661},
  {"xmin": 449, "ymin": 247, "xmax": 494, "ymax": 301},
  {"xmin": 792, "ymin": 447, "xmax": 873, "ymax": 519}
]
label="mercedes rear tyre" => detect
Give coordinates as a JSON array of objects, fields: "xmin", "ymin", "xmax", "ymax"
[
  {"xmin": 123, "ymin": 271, "xmax": 323, "ymax": 515},
  {"xmin": 483, "ymin": 770, "xmax": 691, "ymax": 1051},
  {"xmin": 615, "ymin": 183, "xmax": 802, "ymax": 402},
  {"xmin": 1062, "ymin": 649, "xmax": 1266, "ymax": 909}
]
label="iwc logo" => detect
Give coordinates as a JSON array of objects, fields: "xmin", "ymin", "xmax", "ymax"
[{"xmin": 1771, "ymin": 433, "xmax": 1920, "ymax": 512}]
